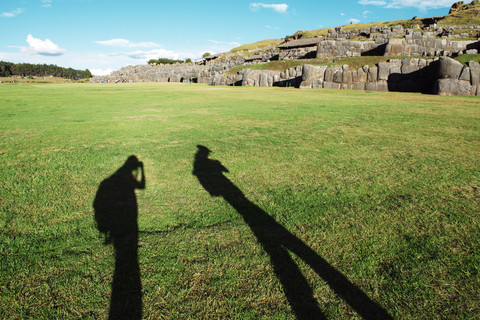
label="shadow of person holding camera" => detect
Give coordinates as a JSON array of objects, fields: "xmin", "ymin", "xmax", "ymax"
[
  {"xmin": 193, "ymin": 145, "xmax": 392, "ymax": 320},
  {"xmin": 93, "ymin": 155, "xmax": 145, "ymax": 320}
]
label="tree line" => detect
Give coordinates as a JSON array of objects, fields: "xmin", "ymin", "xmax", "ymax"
[{"xmin": 0, "ymin": 61, "xmax": 92, "ymax": 79}]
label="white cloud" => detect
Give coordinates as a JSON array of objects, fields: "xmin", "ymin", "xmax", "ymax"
[
  {"xmin": 348, "ymin": 18, "xmax": 361, "ymax": 24},
  {"xmin": 95, "ymin": 38, "xmax": 161, "ymax": 48},
  {"xmin": 90, "ymin": 68, "xmax": 114, "ymax": 76},
  {"xmin": 209, "ymin": 40, "xmax": 242, "ymax": 47},
  {"xmin": 359, "ymin": 0, "xmax": 456, "ymax": 9},
  {"xmin": 266, "ymin": 25, "xmax": 280, "ymax": 30},
  {"xmin": 363, "ymin": 10, "xmax": 372, "ymax": 17},
  {"xmin": 21, "ymin": 34, "xmax": 66, "ymax": 56},
  {"xmin": 249, "ymin": 3, "xmax": 288, "ymax": 13},
  {"xmin": 42, "ymin": 0, "xmax": 53, "ymax": 8},
  {"xmin": 340, "ymin": 12, "xmax": 345, "ymax": 16},
  {"xmin": 1, "ymin": 8, "xmax": 24, "ymax": 18}
]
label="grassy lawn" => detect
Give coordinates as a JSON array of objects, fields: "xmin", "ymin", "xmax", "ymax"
[{"xmin": 1, "ymin": 82, "xmax": 479, "ymax": 319}]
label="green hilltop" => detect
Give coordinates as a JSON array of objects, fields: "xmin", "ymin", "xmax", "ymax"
[{"xmin": 229, "ymin": 0, "xmax": 480, "ymax": 55}]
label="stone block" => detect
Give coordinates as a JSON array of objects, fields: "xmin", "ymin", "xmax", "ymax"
[
  {"xmin": 402, "ymin": 62, "xmax": 419, "ymax": 74},
  {"xmin": 385, "ymin": 39, "xmax": 404, "ymax": 56},
  {"xmin": 437, "ymin": 56, "xmax": 464, "ymax": 79},
  {"xmin": 459, "ymin": 67, "xmax": 471, "ymax": 82},
  {"xmin": 352, "ymin": 82, "xmax": 366, "ymax": 91},
  {"xmin": 357, "ymin": 68, "xmax": 367, "ymax": 82},
  {"xmin": 378, "ymin": 62, "xmax": 390, "ymax": 81},
  {"xmin": 343, "ymin": 71, "xmax": 353, "ymax": 84},
  {"xmin": 435, "ymin": 79, "xmax": 472, "ymax": 95},
  {"xmin": 352, "ymin": 70, "xmax": 358, "ymax": 82},
  {"xmin": 333, "ymin": 71, "xmax": 343, "ymax": 83},
  {"xmin": 323, "ymin": 81, "xmax": 341, "ymax": 90},
  {"xmin": 469, "ymin": 61, "xmax": 480, "ymax": 85},
  {"xmin": 301, "ymin": 64, "xmax": 315, "ymax": 82},
  {"xmin": 312, "ymin": 79, "xmax": 323, "ymax": 89},
  {"xmin": 296, "ymin": 66, "xmax": 303, "ymax": 77},
  {"xmin": 365, "ymin": 82, "xmax": 381, "ymax": 91},
  {"xmin": 368, "ymin": 66, "xmax": 378, "ymax": 82},
  {"xmin": 324, "ymin": 67, "xmax": 336, "ymax": 82}
]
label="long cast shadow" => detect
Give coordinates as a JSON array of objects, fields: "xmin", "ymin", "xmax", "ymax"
[
  {"xmin": 192, "ymin": 145, "xmax": 392, "ymax": 320},
  {"xmin": 93, "ymin": 155, "xmax": 146, "ymax": 320}
]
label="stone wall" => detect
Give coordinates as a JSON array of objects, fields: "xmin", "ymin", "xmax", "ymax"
[
  {"xmin": 91, "ymin": 56, "xmax": 480, "ymax": 95},
  {"xmin": 240, "ymin": 67, "xmax": 302, "ymax": 87},
  {"xmin": 279, "ymin": 26, "xmax": 480, "ymax": 60},
  {"xmin": 279, "ymin": 46, "xmax": 317, "ymax": 60},
  {"xmin": 90, "ymin": 58, "xmax": 244, "ymax": 84},
  {"xmin": 298, "ymin": 58, "xmax": 437, "ymax": 93},
  {"xmin": 435, "ymin": 57, "xmax": 480, "ymax": 95},
  {"xmin": 235, "ymin": 57, "xmax": 480, "ymax": 96},
  {"xmin": 315, "ymin": 40, "xmax": 381, "ymax": 58},
  {"xmin": 326, "ymin": 25, "xmax": 405, "ymax": 41},
  {"xmin": 385, "ymin": 35, "xmax": 480, "ymax": 57}
]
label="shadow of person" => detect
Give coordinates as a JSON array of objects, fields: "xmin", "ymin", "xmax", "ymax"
[
  {"xmin": 93, "ymin": 155, "xmax": 145, "ymax": 320},
  {"xmin": 193, "ymin": 145, "xmax": 392, "ymax": 320}
]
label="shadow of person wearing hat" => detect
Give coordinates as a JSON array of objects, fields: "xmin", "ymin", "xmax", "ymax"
[
  {"xmin": 192, "ymin": 145, "xmax": 392, "ymax": 320},
  {"xmin": 93, "ymin": 155, "xmax": 145, "ymax": 320}
]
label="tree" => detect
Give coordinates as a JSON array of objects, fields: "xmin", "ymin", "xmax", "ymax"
[
  {"xmin": 185, "ymin": 58, "xmax": 192, "ymax": 63},
  {"xmin": 202, "ymin": 52, "xmax": 211, "ymax": 58}
]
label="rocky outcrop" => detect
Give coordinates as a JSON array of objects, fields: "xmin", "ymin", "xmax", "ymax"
[
  {"xmin": 449, "ymin": 1, "xmax": 466, "ymax": 14},
  {"xmin": 385, "ymin": 33, "xmax": 479, "ymax": 57},
  {"xmin": 434, "ymin": 57, "xmax": 480, "ymax": 95}
]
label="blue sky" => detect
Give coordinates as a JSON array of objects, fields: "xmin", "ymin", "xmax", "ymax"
[{"xmin": 0, "ymin": 0, "xmax": 459, "ymax": 75}]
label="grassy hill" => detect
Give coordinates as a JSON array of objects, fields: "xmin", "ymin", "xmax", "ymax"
[{"xmin": 229, "ymin": 0, "xmax": 480, "ymax": 55}]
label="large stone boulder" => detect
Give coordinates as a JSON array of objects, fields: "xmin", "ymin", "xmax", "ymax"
[
  {"xmin": 259, "ymin": 72, "xmax": 269, "ymax": 87},
  {"xmin": 367, "ymin": 66, "xmax": 378, "ymax": 82},
  {"xmin": 300, "ymin": 64, "xmax": 316, "ymax": 89},
  {"xmin": 241, "ymin": 69, "xmax": 252, "ymax": 86},
  {"xmin": 434, "ymin": 79, "xmax": 472, "ymax": 95},
  {"xmin": 469, "ymin": 60, "xmax": 480, "ymax": 85},
  {"xmin": 437, "ymin": 56, "xmax": 464, "ymax": 80},
  {"xmin": 384, "ymin": 39, "xmax": 405, "ymax": 57},
  {"xmin": 378, "ymin": 62, "xmax": 390, "ymax": 81}
]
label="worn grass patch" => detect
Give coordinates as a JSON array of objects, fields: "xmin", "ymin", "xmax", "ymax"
[{"xmin": 1, "ymin": 83, "xmax": 479, "ymax": 319}]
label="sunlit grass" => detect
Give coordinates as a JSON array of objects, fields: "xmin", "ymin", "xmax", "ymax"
[{"xmin": 1, "ymin": 83, "xmax": 479, "ymax": 319}]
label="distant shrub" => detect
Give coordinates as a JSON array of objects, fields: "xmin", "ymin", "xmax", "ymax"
[{"xmin": 148, "ymin": 58, "xmax": 185, "ymax": 65}]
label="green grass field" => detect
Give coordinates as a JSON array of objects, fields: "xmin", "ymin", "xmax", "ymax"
[{"xmin": 1, "ymin": 82, "xmax": 479, "ymax": 319}]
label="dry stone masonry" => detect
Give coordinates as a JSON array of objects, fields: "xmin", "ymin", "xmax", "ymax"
[{"xmin": 91, "ymin": 1, "xmax": 480, "ymax": 97}]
